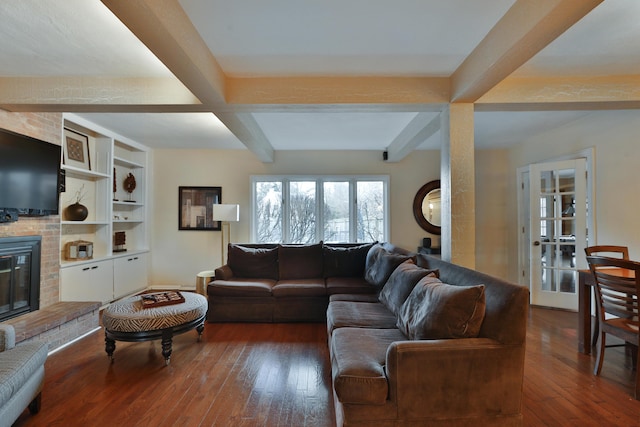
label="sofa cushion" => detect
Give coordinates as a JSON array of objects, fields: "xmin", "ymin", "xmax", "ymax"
[
  {"xmin": 228, "ymin": 244, "xmax": 279, "ymax": 280},
  {"xmin": 323, "ymin": 243, "xmax": 375, "ymax": 277},
  {"xmin": 208, "ymin": 278, "xmax": 276, "ymax": 297},
  {"xmin": 278, "ymin": 243, "xmax": 324, "ymax": 280},
  {"xmin": 273, "ymin": 279, "xmax": 327, "ymax": 297},
  {"xmin": 397, "ymin": 276, "xmax": 486, "ymax": 340},
  {"xmin": 326, "ymin": 277, "xmax": 375, "ymax": 295},
  {"xmin": 331, "ymin": 327, "xmax": 407, "ymax": 405},
  {"xmin": 364, "ymin": 246, "xmax": 412, "ymax": 288},
  {"xmin": 378, "ymin": 259, "xmax": 438, "ymax": 316},
  {"xmin": 329, "ymin": 293, "xmax": 380, "ymax": 303},
  {"xmin": 326, "ymin": 301, "xmax": 397, "ymax": 335}
]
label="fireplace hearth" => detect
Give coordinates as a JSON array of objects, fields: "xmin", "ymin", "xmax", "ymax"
[{"xmin": 0, "ymin": 235, "xmax": 41, "ymax": 322}]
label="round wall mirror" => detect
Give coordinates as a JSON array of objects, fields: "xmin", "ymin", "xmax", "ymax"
[{"xmin": 413, "ymin": 180, "xmax": 441, "ymax": 235}]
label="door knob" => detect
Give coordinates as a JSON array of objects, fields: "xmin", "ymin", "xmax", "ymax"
[{"xmin": 533, "ymin": 241, "xmax": 541, "ymax": 246}]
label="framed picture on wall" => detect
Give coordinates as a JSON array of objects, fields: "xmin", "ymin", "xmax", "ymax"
[
  {"xmin": 63, "ymin": 128, "xmax": 91, "ymax": 171},
  {"xmin": 178, "ymin": 186, "xmax": 222, "ymax": 230}
]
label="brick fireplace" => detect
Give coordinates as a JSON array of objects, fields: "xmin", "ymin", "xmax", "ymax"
[
  {"xmin": 0, "ymin": 112, "xmax": 62, "ymax": 308},
  {"xmin": 0, "ymin": 112, "xmax": 100, "ymax": 351}
]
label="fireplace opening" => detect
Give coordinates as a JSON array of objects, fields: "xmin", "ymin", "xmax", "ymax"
[{"xmin": 0, "ymin": 235, "xmax": 41, "ymax": 322}]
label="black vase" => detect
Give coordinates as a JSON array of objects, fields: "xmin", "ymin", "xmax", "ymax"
[{"xmin": 66, "ymin": 202, "xmax": 88, "ymax": 221}]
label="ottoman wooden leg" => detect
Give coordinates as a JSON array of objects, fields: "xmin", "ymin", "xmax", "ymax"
[
  {"xmin": 161, "ymin": 330, "xmax": 173, "ymax": 365},
  {"xmin": 196, "ymin": 322, "xmax": 204, "ymax": 342},
  {"xmin": 105, "ymin": 332, "xmax": 116, "ymax": 362}
]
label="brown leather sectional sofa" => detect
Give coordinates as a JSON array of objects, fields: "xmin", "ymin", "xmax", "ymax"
[
  {"xmin": 207, "ymin": 242, "xmax": 529, "ymax": 426},
  {"xmin": 208, "ymin": 242, "xmax": 402, "ymax": 322}
]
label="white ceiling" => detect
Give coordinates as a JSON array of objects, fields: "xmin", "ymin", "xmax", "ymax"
[{"xmin": 1, "ymin": 0, "xmax": 639, "ymax": 154}]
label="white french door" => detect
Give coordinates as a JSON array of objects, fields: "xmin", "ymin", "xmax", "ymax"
[{"xmin": 524, "ymin": 159, "xmax": 587, "ymax": 310}]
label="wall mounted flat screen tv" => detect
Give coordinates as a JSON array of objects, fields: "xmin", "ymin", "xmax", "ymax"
[{"xmin": 0, "ymin": 128, "xmax": 61, "ymax": 215}]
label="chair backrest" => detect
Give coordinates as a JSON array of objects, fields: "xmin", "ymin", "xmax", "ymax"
[
  {"xmin": 586, "ymin": 255, "xmax": 640, "ymax": 324},
  {"xmin": 585, "ymin": 245, "xmax": 630, "ymax": 260}
]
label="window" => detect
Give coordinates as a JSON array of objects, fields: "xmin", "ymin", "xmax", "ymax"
[{"xmin": 251, "ymin": 176, "xmax": 389, "ymax": 243}]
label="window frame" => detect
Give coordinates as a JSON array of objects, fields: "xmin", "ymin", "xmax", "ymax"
[{"xmin": 251, "ymin": 175, "xmax": 389, "ymax": 243}]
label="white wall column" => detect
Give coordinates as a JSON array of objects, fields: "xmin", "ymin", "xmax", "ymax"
[{"xmin": 440, "ymin": 104, "xmax": 475, "ymax": 268}]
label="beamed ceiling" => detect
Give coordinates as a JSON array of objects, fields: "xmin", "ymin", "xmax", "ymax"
[{"xmin": 1, "ymin": 0, "xmax": 639, "ymax": 162}]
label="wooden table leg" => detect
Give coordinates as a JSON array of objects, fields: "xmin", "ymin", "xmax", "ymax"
[
  {"xmin": 161, "ymin": 330, "xmax": 173, "ymax": 365},
  {"xmin": 105, "ymin": 332, "xmax": 116, "ymax": 362},
  {"xmin": 578, "ymin": 270, "xmax": 592, "ymax": 355}
]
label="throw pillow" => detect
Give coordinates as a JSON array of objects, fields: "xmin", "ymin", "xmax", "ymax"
[
  {"xmin": 227, "ymin": 244, "xmax": 279, "ymax": 280},
  {"xmin": 323, "ymin": 243, "xmax": 375, "ymax": 277},
  {"xmin": 364, "ymin": 248, "xmax": 412, "ymax": 288},
  {"xmin": 278, "ymin": 243, "xmax": 324, "ymax": 280},
  {"xmin": 378, "ymin": 259, "xmax": 439, "ymax": 315},
  {"xmin": 396, "ymin": 276, "xmax": 486, "ymax": 340}
]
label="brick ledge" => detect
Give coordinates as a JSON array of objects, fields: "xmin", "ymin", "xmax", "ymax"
[{"xmin": 2, "ymin": 301, "xmax": 101, "ymax": 344}]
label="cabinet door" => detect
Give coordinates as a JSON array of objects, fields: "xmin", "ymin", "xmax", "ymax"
[
  {"xmin": 113, "ymin": 253, "xmax": 148, "ymax": 298},
  {"xmin": 60, "ymin": 260, "xmax": 114, "ymax": 305}
]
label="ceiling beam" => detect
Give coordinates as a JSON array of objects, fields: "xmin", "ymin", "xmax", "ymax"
[
  {"xmin": 384, "ymin": 113, "xmax": 441, "ymax": 162},
  {"xmin": 0, "ymin": 77, "xmax": 202, "ymax": 112},
  {"xmin": 101, "ymin": 0, "xmax": 275, "ymax": 162},
  {"xmin": 215, "ymin": 112, "xmax": 274, "ymax": 162},
  {"xmin": 477, "ymin": 75, "xmax": 640, "ymax": 109},
  {"xmin": 227, "ymin": 77, "xmax": 450, "ymax": 106},
  {"xmin": 450, "ymin": 0, "xmax": 603, "ymax": 103}
]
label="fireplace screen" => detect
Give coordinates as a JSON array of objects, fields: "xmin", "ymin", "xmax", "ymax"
[{"xmin": 0, "ymin": 236, "xmax": 41, "ymax": 322}]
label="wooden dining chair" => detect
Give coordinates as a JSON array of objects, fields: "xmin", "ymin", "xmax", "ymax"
[
  {"xmin": 586, "ymin": 255, "xmax": 640, "ymax": 400},
  {"xmin": 585, "ymin": 245, "xmax": 630, "ymax": 259},
  {"xmin": 584, "ymin": 245, "xmax": 630, "ymax": 346}
]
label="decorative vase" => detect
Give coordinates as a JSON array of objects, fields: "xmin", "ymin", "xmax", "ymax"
[{"xmin": 66, "ymin": 202, "xmax": 88, "ymax": 221}]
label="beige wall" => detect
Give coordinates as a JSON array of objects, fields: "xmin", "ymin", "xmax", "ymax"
[
  {"xmin": 150, "ymin": 149, "xmax": 439, "ymax": 287},
  {"xmin": 501, "ymin": 110, "xmax": 640, "ymax": 283}
]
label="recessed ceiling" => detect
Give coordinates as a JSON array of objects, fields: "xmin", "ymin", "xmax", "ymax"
[{"xmin": 180, "ymin": 0, "xmax": 516, "ymax": 77}]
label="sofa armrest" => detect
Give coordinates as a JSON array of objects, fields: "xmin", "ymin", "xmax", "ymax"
[
  {"xmin": 386, "ymin": 338, "xmax": 525, "ymax": 420},
  {"xmin": 214, "ymin": 265, "xmax": 234, "ymax": 280},
  {"xmin": 0, "ymin": 324, "xmax": 16, "ymax": 352}
]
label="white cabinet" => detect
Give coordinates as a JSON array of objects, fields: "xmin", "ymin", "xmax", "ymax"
[
  {"xmin": 60, "ymin": 259, "xmax": 114, "ymax": 305},
  {"xmin": 59, "ymin": 114, "xmax": 151, "ymax": 303},
  {"xmin": 113, "ymin": 253, "xmax": 148, "ymax": 297}
]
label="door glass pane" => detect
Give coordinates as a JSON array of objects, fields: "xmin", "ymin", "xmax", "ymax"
[
  {"xmin": 356, "ymin": 181, "xmax": 384, "ymax": 242},
  {"xmin": 540, "ymin": 195, "xmax": 555, "ymax": 218},
  {"xmin": 561, "ymin": 194, "xmax": 575, "ymax": 218},
  {"xmin": 0, "ymin": 256, "xmax": 11, "ymax": 315},
  {"xmin": 541, "ymin": 267, "xmax": 556, "ymax": 292},
  {"xmin": 289, "ymin": 181, "xmax": 316, "ymax": 244},
  {"xmin": 541, "ymin": 219, "xmax": 554, "ymax": 241},
  {"xmin": 558, "ymin": 169, "xmax": 575, "ymax": 192},
  {"xmin": 323, "ymin": 181, "xmax": 349, "ymax": 242},
  {"xmin": 559, "ymin": 269, "xmax": 576, "ymax": 293},
  {"xmin": 14, "ymin": 254, "xmax": 30, "ymax": 309},
  {"xmin": 255, "ymin": 181, "xmax": 283, "ymax": 243},
  {"xmin": 540, "ymin": 171, "xmax": 556, "ymax": 193}
]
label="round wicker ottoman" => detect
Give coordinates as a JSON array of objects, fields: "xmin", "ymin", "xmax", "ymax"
[{"xmin": 102, "ymin": 292, "xmax": 207, "ymax": 365}]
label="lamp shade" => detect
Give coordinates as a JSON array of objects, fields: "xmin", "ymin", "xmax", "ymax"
[{"xmin": 212, "ymin": 204, "xmax": 239, "ymax": 222}]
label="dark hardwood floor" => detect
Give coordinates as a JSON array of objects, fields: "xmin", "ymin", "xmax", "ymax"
[{"xmin": 13, "ymin": 307, "xmax": 640, "ymax": 427}]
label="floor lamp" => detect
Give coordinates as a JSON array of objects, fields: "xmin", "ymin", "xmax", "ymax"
[{"xmin": 212, "ymin": 204, "xmax": 240, "ymax": 266}]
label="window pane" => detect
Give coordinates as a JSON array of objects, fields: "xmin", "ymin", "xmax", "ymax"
[
  {"xmin": 357, "ymin": 181, "xmax": 384, "ymax": 242},
  {"xmin": 324, "ymin": 181, "xmax": 349, "ymax": 242},
  {"xmin": 289, "ymin": 181, "xmax": 316, "ymax": 244},
  {"xmin": 255, "ymin": 181, "xmax": 282, "ymax": 243}
]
